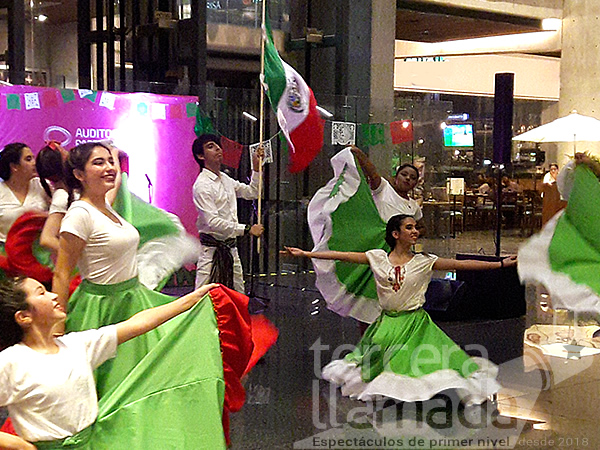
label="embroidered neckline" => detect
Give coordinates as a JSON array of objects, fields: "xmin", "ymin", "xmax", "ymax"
[{"xmin": 392, "ymin": 265, "xmax": 406, "ymax": 292}]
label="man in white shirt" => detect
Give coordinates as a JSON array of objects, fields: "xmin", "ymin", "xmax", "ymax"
[{"xmin": 192, "ymin": 134, "xmax": 264, "ymax": 292}]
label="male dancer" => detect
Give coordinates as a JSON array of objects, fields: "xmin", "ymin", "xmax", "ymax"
[{"xmin": 192, "ymin": 134, "xmax": 264, "ymax": 292}]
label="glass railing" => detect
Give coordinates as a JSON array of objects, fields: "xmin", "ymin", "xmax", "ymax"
[{"xmin": 0, "ymin": 82, "xmax": 556, "ymax": 276}]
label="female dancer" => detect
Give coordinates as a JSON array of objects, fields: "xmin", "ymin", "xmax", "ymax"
[
  {"xmin": 35, "ymin": 141, "xmax": 82, "ymax": 252},
  {"xmin": 0, "ymin": 276, "xmax": 217, "ymax": 450},
  {"xmin": 37, "ymin": 141, "xmax": 197, "ymax": 290},
  {"xmin": 0, "ymin": 143, "xmax": 49, "ymax": 246},
  {"xmin": 283, "ymin": 214, "xmax": 516, "ymax": 405},
  {"xmin": 52, "ymin": 142, "xmax": 228, "ymax": 448},
  {"xmin": 351, "ymin": 145, "xmax": 422, "ymax": 221},
  {"xmin": 519, "ymin": 153, "xmax": 600, "ymax": 313}
]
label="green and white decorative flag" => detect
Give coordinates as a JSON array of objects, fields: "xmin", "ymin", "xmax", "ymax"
[
  {"xmin": 519, "ymin": 161, "xmax": 600, "ymax": 312},
  {"xmin": 307, "ymin": 148, "xmax": 388, "ymax": 323}
]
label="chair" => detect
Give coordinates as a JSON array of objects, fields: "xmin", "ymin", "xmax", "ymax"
[{"xmin": 521, "ymin": 190, "xmax": 543, "ymax": 236}]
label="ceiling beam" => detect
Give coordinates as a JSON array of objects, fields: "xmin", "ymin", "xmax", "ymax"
[{"xmin": 397, "ymin": 0, "xmax": 543, "ymax": 28}]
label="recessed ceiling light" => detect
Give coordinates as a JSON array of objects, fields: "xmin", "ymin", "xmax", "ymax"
[{"xmin": 542, "ymin": 18, "xmax": 561, "ymax": 31}]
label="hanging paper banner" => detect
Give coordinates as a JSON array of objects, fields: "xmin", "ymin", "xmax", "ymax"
[
  {"xmin": 390, "ymin": 120, "xmax": 414, "ymax": 144},
  {"xmin": 24, "ymin": 92, "xmax": 41, "ymax": 110},
  {"xmin": 0, "ymin": 85, "xmax": 201, "ymax": 236},
  {"xmin": 331, "ymin": 121, "xmax": 356, "ymax": 146},
  {"xmin": 168, "ymin": 104, "xmax": 185, "ymax": 119},
  {"xmin": 186, "ymin": 102, "xmax": 198, "ymax": 118},
  {"xmin": 249, "ymin": 140, "xmax": 274, "ymax": 165},
  {"xmin": 61, "ymin": 90, "xmax": 76, "ymax": 103},
  {"xmin": 151, "ymin": 103, "xmax": 167, "ymax": 121},
  {"xmin": 194, "ymin": 107, "xmax": 215, "ymax": 136},
  {"xmin": 99, "ymin": 92, "xmax": 117, "ymax": 110},
  {"xmin": 359, "ymin": 123, "xmax": 385, "ymax": 147},
  {"xmin": 41, "ymin": 90, "xmax": 59, "ymax": 108},
  {"xmin": 220, "ymin": 136, "xmax": 244, "ymax": 169},
  {"xmin": 5, "ymin": 94, "xmax": 21, "ymax": 110}
]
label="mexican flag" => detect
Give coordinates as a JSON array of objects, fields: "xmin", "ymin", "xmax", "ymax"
[{"xmin": 262, "ymin": 8, "xmax": 324, "ymax": 173}]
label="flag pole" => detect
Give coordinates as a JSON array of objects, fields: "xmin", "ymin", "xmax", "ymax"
[{"xmin": 256, "ymin": 0, "xmax": 267, "ymax": 254}]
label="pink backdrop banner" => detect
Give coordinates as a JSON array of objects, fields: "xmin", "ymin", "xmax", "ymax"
[{"xmin": 0, "ymin": 85, "xmax": 202, "ymax": 234}]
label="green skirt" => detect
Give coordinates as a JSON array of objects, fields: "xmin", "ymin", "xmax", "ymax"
[
  {"xmin": 322, "ymin": 308, "xmax": 500, "ymax": 405},
  {"xmin": 64, "ymin": 278, "xmax": 226, "ymax": 449}
]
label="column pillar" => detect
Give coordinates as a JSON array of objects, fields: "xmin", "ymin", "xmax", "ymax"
[
  {"xmin": 368, "ymin": 0, "xmax": 396, "ymax": 174},
  {"xmin": 559, "ymin": 0, "xmax": 600, "ymax": 163}
]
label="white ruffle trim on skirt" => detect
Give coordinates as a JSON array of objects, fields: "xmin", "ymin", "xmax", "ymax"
[
  {"xmin": 518, "ymin": 211, "xmax": 600, "ymax": 313},
  {"xmin": 322, "ymin": 357, "xmax": 500, "ymax": 407},
  {"xmin": 136, "ymin": 232, "xmax": 201, "ymax": 290}
]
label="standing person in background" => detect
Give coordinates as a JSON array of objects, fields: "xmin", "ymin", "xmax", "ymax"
[
  {"xmin": 192, "ymin": 134, "xmax": 264, "ymax": 293},
  {"xmin": 0, "ymin": 143, "xmax": 49, "ymax": 246},
  {"xmin": 541, "ymin": 163, "xmax": 566, "ymax": 225},
  {"xmin": 350, "ymin": 146, "xmax": 422, "ymax": 222}
]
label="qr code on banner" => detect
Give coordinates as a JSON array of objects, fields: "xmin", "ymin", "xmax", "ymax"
[
  {"xmin": 249, "ymin": 140, "xmax": 273, "ymax": 165},
  {"xmin": 331, "ymin": 121, "xmax": 356, "ymax": 146}
]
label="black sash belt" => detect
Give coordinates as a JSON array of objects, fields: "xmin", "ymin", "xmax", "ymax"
[{"xmin": 199, "ymin": 233, "xmax": 237, "ymax": 289}]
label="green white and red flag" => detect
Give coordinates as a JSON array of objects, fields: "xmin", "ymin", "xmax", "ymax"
[{"xmin": 262, "ymin": 9, "xmax": 324, "ymax": 173}]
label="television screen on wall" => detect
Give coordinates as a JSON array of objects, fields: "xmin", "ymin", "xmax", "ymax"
[{"xmin": 443, "ymin": 124, "xmax": 474, "ymax": 147}]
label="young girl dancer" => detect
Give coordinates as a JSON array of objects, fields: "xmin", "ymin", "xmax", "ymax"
[
  {"xmin": 0, "ymin": 143, "xmax": 49, "ymax": 247},
  {"xmin": 283, "ymin": 214, "xmax": 517, "ymax": 406},
  {"xmin": 36, "ymin": 141, "xmax": 196, "ymax": 290},
  {"xmin": 52, "ymin": 142, "xmax": 228, "ymax": 448},
  {"xmin": 0, "ymin": 276, "xmax": 217, "ymax": 449}
]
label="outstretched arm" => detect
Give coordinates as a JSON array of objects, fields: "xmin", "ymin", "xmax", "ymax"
[
  {"xmin": 116, "ymin": 283, "xmax": 219, "ymax": 344},
  {"xmin": 351, "ymin": 146, "xmax": 382, "ymax": 190},
  {"xmin": 433, "ymin": 255, "xmax": 517, "ymax": 272},
  {"xmin": 281, "ymin": 246, "xmax": 369, "ymax": 264}
]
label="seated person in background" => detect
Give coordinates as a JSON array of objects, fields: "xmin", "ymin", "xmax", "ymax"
[
  {"xmin": 476, "ymin": 174, "xmax": 492, "ymax": 195},
  {"xmin": 351, "ymin": 146, "xmax": 422, "ymax": 221},
  {"xmin": 501, "ymin": 176, "xmax": 523, "ymax": 194}
]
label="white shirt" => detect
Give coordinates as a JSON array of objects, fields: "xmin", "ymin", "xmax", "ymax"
[
  {"xmin": 0, "ymin": 178, "xmax": 49, "ymax": 242},
  {"xmin": 60, "ymin": 201, "xmax": 139, "ymax": 284},
  {"xmin": 366, "ymin": 249, "xmax": 437, "ymax": 312},
  {"xmin": 543, "ymin": 171, "xmax": 556, "ymax": 185},
  {"xmin": 372, "ymin": 178, "xmax": 423, "ymax": 222},
  {"xmin": 193, "ymin": 169, "xmax": 260, "ymax": 241},
  {"xmin": 49, "ymin": 188, "xmax": 69, "ymax": 215},
  {"xmin": 0, "ymin": 326, "xmax": 117, "ymax": 442}
]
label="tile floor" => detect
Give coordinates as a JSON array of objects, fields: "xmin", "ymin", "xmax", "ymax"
[{"xmin": 228, "ymin": 230, "xmax": 600, "ymax": 449}]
